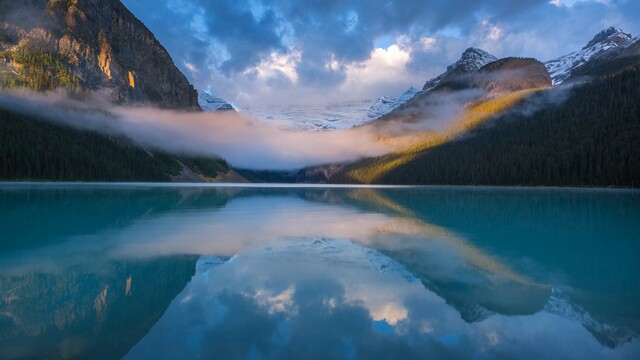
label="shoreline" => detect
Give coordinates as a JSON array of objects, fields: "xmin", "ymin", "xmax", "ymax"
[{"xmin": 0, "ymin": 181, "xmax": 638, "ymax": 192}]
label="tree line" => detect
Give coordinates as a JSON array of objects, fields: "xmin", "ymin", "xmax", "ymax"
[{"xmin": 334, "ymin": 65, "xmax": 640, "ymax": 187}]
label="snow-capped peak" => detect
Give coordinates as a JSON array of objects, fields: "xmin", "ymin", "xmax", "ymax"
[
  {"xmin": 197, "ymin": 90, "xmax": 234, "ymax": 112},
  {"xmin": 583, "ymin": 27, "xmax": 632, "ymax": 50},
  {"xmin": 455, "ymin": 47, "xmax": 499, "ymax": 72},
  {"xmin": 367, "ymin": 86, "xmax": 420, "ymax": 119},
  {"xmin": 423, "ymin": 47, "xmax": 497, "ymax": 91},
  {"xmin": 545, "ymin": 27, "xmax": 634, "ymax": 85}
]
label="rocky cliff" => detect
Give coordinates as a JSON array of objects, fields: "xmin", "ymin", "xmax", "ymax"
[{"xmin": 0, "ymin": 0, "xmax": 200, "ymax": 110}]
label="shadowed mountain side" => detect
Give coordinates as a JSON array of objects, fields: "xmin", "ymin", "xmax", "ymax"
[
  {"xmin": 568, "ymin": 39, "xmax": 640, "ymax": 82},
  {"xmin": 332, "ymin": 65, "xmax": 640, "ymax": 186},
  {"xmin": 0, "ymin": 255, "xmax": 199, "ymax": 360},
  {"xmin": 0, "ymin": 107, "xmax": 240, "ymax": 182},
  {"xmin": 333, "ymin": 89, "xmax": 539, "ymax": 183}
]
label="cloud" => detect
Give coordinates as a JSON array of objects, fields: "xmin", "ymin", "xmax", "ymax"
[
  {"xmin": 0, "ymin": 91, "xmax": 394, "ymax": 170},
  {"xmin": 119, "ymin": 0, "xmax": 639, "ymax": 108},
  {"xmin": 342, "ymin": 44, "xmax": 413, "ymax": 99}
]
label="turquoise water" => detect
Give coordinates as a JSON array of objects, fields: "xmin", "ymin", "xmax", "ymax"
[{"xmin": 1, "ymin": 184, "xmax": 639, "ymax": 359}]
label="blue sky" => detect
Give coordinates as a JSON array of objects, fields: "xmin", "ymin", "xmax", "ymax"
[{"xmin": 121, "ymin": 0, "xmax": 640, "ymax": 106}]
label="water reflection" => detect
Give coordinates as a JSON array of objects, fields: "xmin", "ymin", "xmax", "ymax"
[{"xmin": 1, "ymin": 184, "xmax": 639, "ymax": 359}]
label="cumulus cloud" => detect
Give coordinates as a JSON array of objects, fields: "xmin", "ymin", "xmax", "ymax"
[{"xmin": 119, "ymin": 0, "xmax": 639, "ymax": 106}]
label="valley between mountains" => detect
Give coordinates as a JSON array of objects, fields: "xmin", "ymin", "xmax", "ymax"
[{"xmin": 0, "ymin": 1, "xmax": 638, "ymax": 187}]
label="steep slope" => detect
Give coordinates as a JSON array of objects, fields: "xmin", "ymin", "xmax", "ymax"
[
  {"xmin": 370, "ymin": 56, "xmax": 550, "ymax": 130},
  {"xmin": 332, "ymin": 65, "xmax": 640, "ymax": 187},
  {"xmin": 423, "ymin": 47, "xmax": 498, "ymax": 91},
  {"xmin": 0, "ymin": 106, "xmax": 235, "ymax": 181},
  {"xmin": 545, "ymin": 27, "xmax": 635, "ymax": 85},
  {"xmin": 0, "ymin": 0, "xmax": 199, "ymax": 110},
  {"xmin": 568, "ymin": 36, "xmax": 640, "ymax": 81},
  {"xmin": 363, "ymin": 48, "xmax": 498, "ymax": 126},
  {"xmin": 0, "ymin": 256, "xmax": 198, "ymax": 360},
  {"xmin": 367, "ymin": 86, "xmax": 419, "ymax": 119},
  {"xmin": 335, "ymin": 89, "xmax": 540, "ymax": 183},
  {"xmin": 198, "ymin": 90, "xmax": 234, "ymax": 111},
  {"xmin": 470, "ymin": 57, "xmax": 552, "ymax": 93}
]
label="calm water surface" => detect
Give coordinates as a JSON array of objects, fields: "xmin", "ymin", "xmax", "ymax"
[{"xmin": 1, "ymin": 184, "xmax": 639, "ymax": 359}]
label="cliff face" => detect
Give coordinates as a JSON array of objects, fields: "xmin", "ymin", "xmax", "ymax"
[{"xmin": 0, "ymin": 0, "xmax": 200, "ymax": 110}]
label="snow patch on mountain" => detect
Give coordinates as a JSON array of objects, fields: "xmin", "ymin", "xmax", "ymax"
[
  {"xmin": 423, "ymin": 47, "xmax": 498, "ymax": 91},
  {"xmin": 545, "ymin": 27, "xmax": 634, "ymax": 85},
  {"xmin": 198, "ymin": 91, "xmax": 234, "ymax": 111},
  {"xmin": 367, "ymin": 87, "xmax": 420, "ymax": 119},
  {"xmin": 236, "ymin": 49, "xmax": 499, "ymax": 130},
  {"xmin": 544, "ymin": 287, "xmax": 636, "ymax": 348},
  {"xmin": 239, "ymin": 100, "xmax": 375, "ymax": 131}
]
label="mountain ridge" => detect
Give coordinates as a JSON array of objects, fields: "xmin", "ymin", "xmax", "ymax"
[
  {"xmin": 545, "ymin": 27, "xmax": 636, "ymax": 85},
  {"xmin": 0, "ymin": 0, "xmax": 200, "ymax": 110},
  {"xmin": 423, "ymin": 47, "xmax": 498, "ymax": 91}
]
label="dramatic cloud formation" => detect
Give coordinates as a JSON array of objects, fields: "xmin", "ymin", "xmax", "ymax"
[{"xmin": 121, "ymin": 0, "xmax": 639, "ymax": 106}]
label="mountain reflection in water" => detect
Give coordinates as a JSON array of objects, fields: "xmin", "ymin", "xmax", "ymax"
[{"xmin": 1, "ymin": 184, "xmax": 639, "ymax": 359}]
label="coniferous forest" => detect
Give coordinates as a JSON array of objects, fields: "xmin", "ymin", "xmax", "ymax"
[
  {"xmin": 334, "ymin": 66, "xmax": 640, "ymax": 187},
  {"xmin": 0, "ymin": 108, "xmax": 230, "ymax": 181}
]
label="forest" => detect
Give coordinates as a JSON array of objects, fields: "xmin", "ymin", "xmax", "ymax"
[
  {"xmin": 0, "ymin": 107, "xmax": 230, "ymax": 181},
  {"xmin": 334, "ymin": 65, "xmax": 640, "ymax": 187}
]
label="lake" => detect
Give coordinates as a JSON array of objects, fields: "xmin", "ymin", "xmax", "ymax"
[{"xmin": 1, "ymin": 184, "xmax": 639, "ymax": 359}]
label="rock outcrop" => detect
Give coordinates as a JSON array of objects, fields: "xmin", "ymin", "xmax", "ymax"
[{"xmin": 0, "ymin": 0, "xmax": 200, "ymax": 110}]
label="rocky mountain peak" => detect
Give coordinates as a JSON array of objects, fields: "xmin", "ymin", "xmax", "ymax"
[
  {"xmin": 584, "ymin": 27, "xmax": 632, "ymax": 50},
  {"xmin": 545, "ymin": 27, "xmax": 635, "ymax": 85},
  {"xmin": 198, "ymin": 91, "xmax": 234, "ymax": 112},
  {"xmin": 367, "ymin": 86, "xmax": 420, "ymax": 119},
  {"xmin": 455, "ymin": 47, "xmax": 499, "ymax": 72},
  {"xmin": 0, "ymin": 0, "xmax": 201, "ymax": 110},
  {"xmin": 423, "ymin": 47, "xmax": 497, "ymax": 91}
]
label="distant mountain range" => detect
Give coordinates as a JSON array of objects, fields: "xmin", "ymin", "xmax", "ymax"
[
  {"xmin": 296, "ymin": 27, "xmax": 640, "ymax": 186},
  {"xmin": 0, "ymin": 0, "xmax": 638, "ymax": 186},
  {"xmin": 545, "ymin": 27, "xmax": 637, "ymax": 85},
  {"xmin": 0, "ymin": 0, "xmax": 245, "ymax": 182},
  {"xmin": 366, "ymin": 28, "xmax": 640, "ymax": 120}
]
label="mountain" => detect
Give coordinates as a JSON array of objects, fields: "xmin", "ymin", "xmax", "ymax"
[
  {"xmin": 423, "ymin": 47, "xmax": 498, "ymax": 91},
  {"xmin": 0, "ymin": 106, "xmax": 243, "ymax": 182},
  {"xmin": 0, "ymin": 256, "xmax": 198, "ymax": 360},
  {"xmin": 0, "ymin": 0, "xmax": 199, "ymax": 110},
  {"xmin": 240, "ymin": 100, "xmax": 375, "ymax": 131},
  {"xmin": 545, "ymin": 27, "xmax": 635, "ymax": 85},
  {"xmin": 0, "ymin": 0, "xmax": 249, "ymax": 182},
  {"xmin": 364, "ymin": 47, "xmax": 498, "ymax": 124},
  {"xmin": 198, "ymin": 90, "xmax": 234, "ymax": 112},
  {"xmin": 331, "ymin": 64, "xmax": 640, "ymax": 186},
  {"xmin": 367, "ymin": 86, "xmax": 420, "ymax": 119},
  {"xmin": 470, "ymin": 57, "xmax": 551, "ymax": 93},
  {"xmin": 568, "ymin": 34, "xmax": 640, "ymax": 82},
  {"xmin": 369, "ymin": 54, "xmax": 550, "ymax": 129}
]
